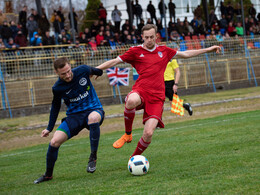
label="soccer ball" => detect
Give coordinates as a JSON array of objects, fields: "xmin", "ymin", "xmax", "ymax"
[{"xmin": 128, "ymin": 155, "xmax": 149, "ymax": 176}]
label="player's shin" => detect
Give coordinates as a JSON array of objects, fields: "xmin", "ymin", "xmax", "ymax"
[
  {"xmin": 89, "ymin": 123, "xmax": 100, "ymax": 156},
  {"xmin": 46, "ymin": 143, "xmax": 60, "ymax": 177},
  {"xmin": 124, "ymin": 107, "xmax": 136, "ymax": 135},
  {"xmin": 131, "ymin": 137, "xmax": 151, "ymax": 157}
]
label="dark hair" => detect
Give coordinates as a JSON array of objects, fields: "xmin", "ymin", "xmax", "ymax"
[
  {"xmin": 141, "ymin": 24, "xmax": 157, "ymax": 34},
  {"xmin": 54, "ymin": 57, "xmax": 70, "ymax": 70}
]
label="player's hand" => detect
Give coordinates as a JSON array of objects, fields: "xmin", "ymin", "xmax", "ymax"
[
  {"xmin": 41, "ymin": 129, "xmax": 50, "ymax": 137},
  {"xmin": 173, "ymin": 84, "xmax": 178, "ymax": 94},
  {"xmin": 209, "ymin": 45, "xmax": 221, "ymax": 54}
]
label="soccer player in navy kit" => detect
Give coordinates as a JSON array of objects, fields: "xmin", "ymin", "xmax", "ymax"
[{"xmin": 34, "ymin": 57, "xmax": 104, "ymax": 184}]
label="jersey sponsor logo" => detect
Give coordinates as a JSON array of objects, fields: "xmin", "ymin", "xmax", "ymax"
[
  {"xmin": 79, "ymin": 77, "xmax": 87, "ymax": 86},
  {"xmin": 65, "ymin": 89, "xmax": 72, "ymax": 94},
  {"xmin": 69, "ymin": 91, "xmax": 89, "ymax": 102},
  {"xmin": 139, "ymin": 54, "xmax": 144, "ymax": 57},
  {"xmin": 158, "ymin": 51, "xmax": 163, "ymax": 58}
]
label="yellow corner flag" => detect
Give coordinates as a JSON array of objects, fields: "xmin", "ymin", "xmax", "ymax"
[{"xmin": 171, "ymin": 94, "xmax": 184, "ymax": 116}]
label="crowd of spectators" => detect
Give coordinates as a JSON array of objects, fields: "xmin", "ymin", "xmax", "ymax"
[{"xmin": 0, "ymin": 1, "xmax": 259, "ymax": 51}]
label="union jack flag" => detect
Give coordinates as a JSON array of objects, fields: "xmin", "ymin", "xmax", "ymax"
[{"xmin": 106, "ymin": 67, "xmax": 130, "ymax": 86}]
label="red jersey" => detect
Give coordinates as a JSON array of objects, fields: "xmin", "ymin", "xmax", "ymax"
[{"xmin": 118, "ymin": 45, "xmax": 177, "ymax": 101}]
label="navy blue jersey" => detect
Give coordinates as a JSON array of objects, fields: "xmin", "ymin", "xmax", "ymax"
[{"xmin": 47, "ymin": 65, "xmax": 103, "ymax": 131}]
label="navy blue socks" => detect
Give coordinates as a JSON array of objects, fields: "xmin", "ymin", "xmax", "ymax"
[{"xmin": 45, "ymin": 143, "xmax": 59, "ymax": 177}]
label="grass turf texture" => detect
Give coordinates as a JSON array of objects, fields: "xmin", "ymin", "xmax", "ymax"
[{"xmin": 0, "ymin": 110, "xmax": 259, "ymax": 194}]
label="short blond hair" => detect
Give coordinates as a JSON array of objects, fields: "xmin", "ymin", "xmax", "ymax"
[{"xmin": 141, "ymin": 24, "xmax": 157, "ymax": 34}]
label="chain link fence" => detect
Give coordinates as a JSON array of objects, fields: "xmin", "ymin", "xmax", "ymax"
[{"xmin": 0, "ymin": 36, "xmax": 260, "ymax": 110}]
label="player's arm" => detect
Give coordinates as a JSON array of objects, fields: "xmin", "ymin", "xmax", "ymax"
[
  {"xmin": 89, "ymin": 66, "xmax": 103, "ymax": 76},
  {"xmin": 176, "ymin": 45, "xmax": 221, "ymax": 59},
  {"xmin": 43, "ymin": 92, "xmax": 61, "ymax": 137},
  {"xmin": 96, "ymin": 58, "xmax": 121, "ymax": 70}
]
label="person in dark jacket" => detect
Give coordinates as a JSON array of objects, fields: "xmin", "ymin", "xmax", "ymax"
[
  {"xmin": 14, "ymin": 30, "xmax": 27, "ymax": 47},
  {"xmin": 147, "ymin": 1, "xmax": 157, "ymax": 24},
  {"xmin": 1, "ymin": 21, "xmax": 13, "ymax": 44},
  {"xmin": 39, "ymin": 14, "xmax": 50, "ymax": 36},
  {"xmin": 42, "ymin": 31, "xmax": 55, "ymax": 46}
]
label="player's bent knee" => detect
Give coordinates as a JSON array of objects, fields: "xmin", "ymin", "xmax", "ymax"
[
  {"xmin": 50, "ymin": 139, "xmax": 62, "ymax": 148},
  {"xmin": 143, "ymin": 130, "xmax": 153, "ymax": 140}
]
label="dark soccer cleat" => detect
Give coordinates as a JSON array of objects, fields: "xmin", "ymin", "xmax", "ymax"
[
  {"xmin": 87, "ymin": 154, "xmax": 97, "ymax": 173},
  {"xmin": 183, "ymin": 103, "xmax": 193, "ymax": 116},
  {"xmin": 34, "ymin": 174, "xmax": 53, "ymax": 184}
]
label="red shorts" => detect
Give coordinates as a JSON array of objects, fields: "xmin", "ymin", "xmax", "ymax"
[{"xmin": 125, "ymin": 90, "xmax": 164, "ymax": 128}]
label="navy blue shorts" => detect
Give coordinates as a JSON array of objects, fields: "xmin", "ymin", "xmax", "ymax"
[{"xmin": 57, "ymin": 109, "xmax": 105, "ymax": 139}]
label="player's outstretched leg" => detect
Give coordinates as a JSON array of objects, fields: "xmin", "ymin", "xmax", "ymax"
[
  {"xmin": 87, "ymin": 151, "xmax": 97, "ymax": 173},
  {"xmin": 113, "ymin": 107, "xmax": 135, "ymax": 149},
  {"xmin": 113, "ymin": 133, "xmax": 133, "ymax": 149},
  {"xmin": 34, "ymin": 143, "xmax": 59, "ymax": 184},
  {"xmin": 87, "ymin": 122, "xmax": 100, "ymax": 173},
  {"xmin": 183, "ymin": 103, "xmax": 193, "ymax": 116}
]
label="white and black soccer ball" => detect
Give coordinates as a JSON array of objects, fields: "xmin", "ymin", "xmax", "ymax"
[{"xmin": 128, "ymin": 155, "xmax": 149, "ymax": 176}]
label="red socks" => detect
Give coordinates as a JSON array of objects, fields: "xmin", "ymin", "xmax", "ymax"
[
  {"xmin": 132, "ymin": 137, "xmax": 151, "ymax": 156},
  {"xmin": 124, "ymin": 107, "xmax": 135, "ymax": 135}
]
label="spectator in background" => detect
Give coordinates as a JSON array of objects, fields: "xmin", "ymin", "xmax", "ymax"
[
  {"xmin": 5, "ymin": 37, "xmax": 19, "ymax": 49},
  {"xmin": 134, "ymin": 0, "xmax": 143, "ymax": 26},
  {"xmin": 248, "ymin": 4, "xmax": 256, "ymax": 19},
  {"xmin": 193, "ymin": 5, "xmax": 203, "ymax": 20},
  {"xmin": 0, "ymin": 10, "xmax": 7, "ymax": 25},
  {"xmin": 90, "ymin": 20, "xmax": 99, "ymax": 37},
  {"xmin": 83, "ymin": 27, "xmax": 92, "ymax": 41},
  {"xmin": 10, "ymin": 20, "xmax": 19, "ymax": 39},
  {"xmin": 79, "ymin": 33, "xmax": 89, "ymax": 44},
  {"xmin": 121, "ymin": 19, "xmax": 131, "ymax": 33},
  {"xmin": 68, "ymin": 7, "xmax": 78, "ymax": 33},
  {"xmin": 137, "ymin": 19, "xmax": 145, "ymax": 34},
  {"xmin": 52, "ymin": 14, "xmax": 62, "ymax": 44},
  {"xmin": 125, "ymin": 34, "xmax": 133, "ymax": 45},
  {"xmin": 234, "ymin": 3, "xmax": 242, "ymax": 22},
  {"xmin": 1, "ymin": 21, "xmax": 13, "ymax": 44},
  {"xmin": 168, "ymin": 0, "xmax": 176, "ymax": 23},
  {"xmin": 209, "ymin": 10, "xmax": 218, "ymax": 27},
  {"xmin": 39, "ymin": 14, "xmax": 50, "ymax": 36},
  {"xmin": 19, "ymin": 6, "xmax": 28, "ymax": 37},
  {"xmin": 0, "ymin": 37, "xmax": 6, "ymax": 49},
  {"xmin": 113, "ymin": 32, "xmax": 123, "ymax": 45},
  {"xmin": 198, "ymin": 20, "xmax": 207, "ymax": 35},
  {"xmin": 97, "ymin": 3, "xmax": 107, "ymax": 25},
  {"xmin": 219, "ymin": 14, "xmax": 228, "ymax": 30},
  {"xmin": 235, "ymin": 22, "xmax": 243, "ymax": 36},
  {"xmin": 96, "ymin": 31, "xmax": 105, "ymax": 46},
  {"xmin": 177, "ymin": 21, "xmax": 189, "ymax": 37},
  {"xmin": 60, "ymin": 29, "xmax": 71, "ymax": 44},
  {"xmin": 158, "ymin": 0, "xmax": 167, "ymax": 22},
  {"xmin": 147, "ymin": 1, "xmax": 157, "ymax": 24},
  {"xmin": 57, "ymin": 6, "xmax": 65, "ymax": 30},
  {"xmin": 227, "ymin": 21, "xmax": 236, "ymax": 37},
  {"xmin": 29, "ymin": 9, "xmax": 40, "ymax": 24},
  {"xmin": 42, "ymin": 31, "xmax": 55, "ymax": 46},
  {"xmin": 226, "ymin": 2, "xmax": 234, "ymax": 21},
  {"xmin": 111, "ymin": 5, "xmax": 122, "ymax": 33},
  {"xmin": 88, "ymin": 37, "xmax": 97, "ymax": 51},
  {"xmin": 220, "ymin": 1, "xmax": 227, "ymax": 16},
  {"xmin": 26, "ymin": 16, "xmax": 38, "ymax": 41},
  {"xmin": 14, "ymin": 30, "xmax": 27, "ymax": 47},
  {"xmin": 30, "ymin": 31, "xmax": 42, "ymax": 46}
]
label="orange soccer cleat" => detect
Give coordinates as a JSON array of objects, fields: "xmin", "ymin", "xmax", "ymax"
[{"xmin": 113, "ymin": 133, "xmax": 132, "ymax": 149}]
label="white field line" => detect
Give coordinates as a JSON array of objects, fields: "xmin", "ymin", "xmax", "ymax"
[{"xmin": 1, "ymin": 113, "xmax": 259, "ymax": 158}]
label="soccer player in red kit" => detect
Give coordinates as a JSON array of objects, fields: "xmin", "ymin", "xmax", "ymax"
[{"xmin": 97, "ymin": 24, "xmax": 221, "ymax": 157}]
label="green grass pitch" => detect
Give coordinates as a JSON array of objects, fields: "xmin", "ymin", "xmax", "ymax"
[{"xmin": 0, "ymin": 110, "xmax": 259, "ymax": 194}]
